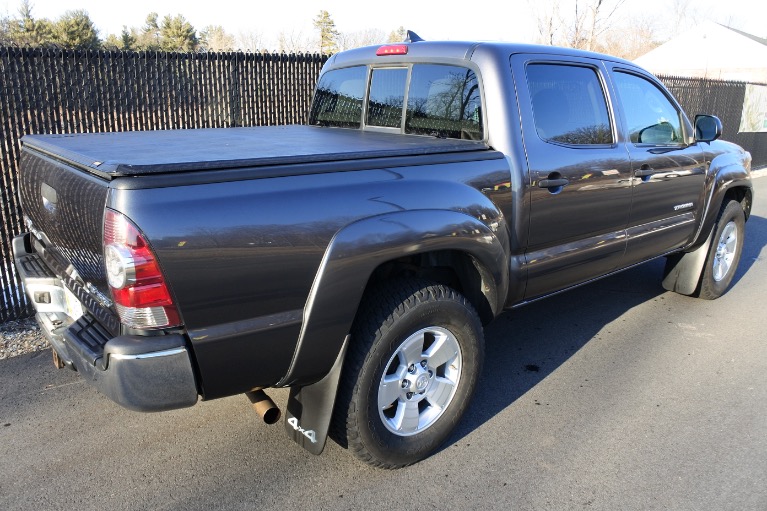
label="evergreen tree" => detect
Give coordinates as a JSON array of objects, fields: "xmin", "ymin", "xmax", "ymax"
[
  {"xmin": 120, "ymin": 26, "xmax": 137, "ymax": 50},
  {"xmin": 160, "ymin": 14, "xmax": 197, "ymax": 51},
  {"xmin": 313, "ymin": 10, "xmax": 339, "ymax": 54},
  {"xmin": 8, "ymin": 0, "xmax": 52, "ymax": 47},
  {"xmin": 104, "ymin": 26, "xmax": 136, "ymax": 51},
  {"xmin": 103, "ymin": 33, "xmax": 121, "ymax": 50},
  {"xmin": 51, "ymin": 10, "xmax": 100, "ymax": 50},
  {"xmin": 136, "ymin": 12, "xmax": 161, "ymax": 50}
]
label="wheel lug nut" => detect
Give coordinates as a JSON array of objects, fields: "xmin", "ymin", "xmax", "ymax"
[
  {"xmin": 406, "ymin": 392, "xmax": 413, "ymax": 399},
  {"xmin": 402, "ymin": 379, "xmax": 410, "ymax": 389},
  {"xmin": 428, "ymin": 370, "xmax": 434, "ymax": 378},
  {"xmin": 420, "ymin": 360, "xmax": 428, "ymax": 368},
  {"xmin": 408, "ymin": 364, "xmax": 416, "ymax": 374}
]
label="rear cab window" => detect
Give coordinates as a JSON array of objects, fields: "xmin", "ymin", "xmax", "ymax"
[
  {"xmin": 310, "ymin": 66, "xmax": 367, "ymax": 128},
  {"xmin": 309, "ymin": 64, "xmax": 484, "ymax": 141},
  {"xmin": 367, "ymin": 68, "xmax": 408, "ymax": 128}
]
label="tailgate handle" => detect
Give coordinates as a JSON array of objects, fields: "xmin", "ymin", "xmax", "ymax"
[{"xmin": 41, "ymin": 183, "xmax": 58, "ymax": 213}]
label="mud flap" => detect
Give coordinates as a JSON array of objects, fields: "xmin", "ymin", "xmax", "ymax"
[
  {"xmin": 662, "ymin": 229, "xmax": 713, "ymax": 296},
  {"xmin": 284, "ymin": 335, "xmax": 349, "ymax": 455}
]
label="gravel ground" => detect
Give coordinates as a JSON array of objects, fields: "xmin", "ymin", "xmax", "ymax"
[{"xmin": 0, "ymin": 317, "xmax": 48, "ymax": 360}]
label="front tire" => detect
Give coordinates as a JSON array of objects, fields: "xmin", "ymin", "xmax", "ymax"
[
  {"xmin": 333, "ymin": 279, "xmax": 484, "ymax": 468},
  {"xmin": 697, "ymin": 200, "xmax": 745, "ymax": 299}
]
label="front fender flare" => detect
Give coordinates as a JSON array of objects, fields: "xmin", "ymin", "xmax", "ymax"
[
  {"xmin": 690, "ymin": 150, "xmax": 753, "ymax": 251},
  {"xmin": 278, "ymin": 209, "xmax": 508, "ymax": 387},
  {"xmin": 665, "ymin": 149, "xmax": 752, "ymax": 295}
]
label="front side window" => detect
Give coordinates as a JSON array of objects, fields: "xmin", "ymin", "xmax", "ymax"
[
  {"xmin": 613, "ymin": 71, "xmax": 684, "ymax": 145},
  {"xmin": 309, "ymin": 66, "xmax": 366, "ymax": 128},
  {"xmin": 527, "ymin": 63, "xmax": 613, "ymax": 145}
]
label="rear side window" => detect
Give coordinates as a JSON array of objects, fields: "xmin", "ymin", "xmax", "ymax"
[
  {"xmin": 405, "ymin": 65, "xmax": 483, "ymax": 140},
  {"xmin": 309, "ymin": 66, "xmax": 367, "ymax": 128},
  {"xmin": 527, "ymin": 64, "xmax": 613, "ymax": 145}
]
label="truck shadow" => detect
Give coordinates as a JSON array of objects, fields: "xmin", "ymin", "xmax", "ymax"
[
  {"xmin": 445, "ymin": 214, "xmax": 767, "ymax": 446},
  {"xmin": 728, "ymin": 213, "xmax": 766, "ymax": 289}
]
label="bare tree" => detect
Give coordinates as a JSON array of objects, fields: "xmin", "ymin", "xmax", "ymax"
[
  {"xmin": 530, "ymin": 0, "xmax": 629, "ymax": 51},
  {"xmin": 600, "ymin": 16, "xmax": 662, "ymax": 59},
  {"xmin": 0, "ymin": 12, "xmax": 10, "ymax": 45},
  {"xmin": 337, "ymin": 28, "xmax": 387, "ymax": 51},
  {"xmin": 569, "ymin": 0, "xmax": 627, "ymax": 50},
  {"xmin": 200, "ymin": 25, "xmax": 236, "ymax": 52},
  {"xmin": 278, "ymin": 30, "xmax": 313, "ymax": 53},
  {"xmin": 387, "ymin": 26, "xmax": 407, "ymax": 43},
  {"xmin": 534, "ymin": 0, "xmax": 561, "ymax": 46},
  {"xmin": 237, "ymin": 30, "xmax": 266, "ymax": 52},
  {"xmin": 565, "ymin": 0, "xmax": 589, "ymax": 48},
  {"xmin": 668, "ymin": 0, "xmax": 705, "ymax": 35}
]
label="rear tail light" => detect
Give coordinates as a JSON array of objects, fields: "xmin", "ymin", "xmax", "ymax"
[{"xmin": 104, "ymin": 209, "xmax": 181, "ymax": 329}]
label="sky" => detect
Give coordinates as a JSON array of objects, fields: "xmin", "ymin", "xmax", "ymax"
[{"xmin": 1, "ymin": 0, "xmax": 766, "ymax": 50}]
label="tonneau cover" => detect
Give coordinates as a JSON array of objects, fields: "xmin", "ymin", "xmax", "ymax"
[{"xmin": 22, "ymin": 125, "xmax": 489, "ymax": 179}]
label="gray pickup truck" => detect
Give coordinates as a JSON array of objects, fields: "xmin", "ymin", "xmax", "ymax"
[{"xmin": 14, "ymin": 35, "xmax": 753, "ymax": 468}]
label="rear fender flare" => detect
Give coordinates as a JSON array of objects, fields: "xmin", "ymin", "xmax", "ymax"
[{"xmin": 278, "ymin": 209, "xmax": 509, "ymax": 387}]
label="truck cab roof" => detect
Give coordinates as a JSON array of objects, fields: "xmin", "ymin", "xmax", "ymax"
[{"xmin": 327, "ymin": 39, "xmax": 638, "ymax": 70}]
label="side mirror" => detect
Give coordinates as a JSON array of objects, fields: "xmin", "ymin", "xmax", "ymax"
[
  {"xmin": 638, "ymin": 121, "xmax": 675, "ymax": 144},
  {"xmin": 694, "ymin": 114, "xmax": 722, "ymax": 142}
]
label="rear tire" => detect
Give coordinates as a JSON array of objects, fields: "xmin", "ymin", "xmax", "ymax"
[
  {"xmin": 697, "ymin": 200, "xmax": 745, "ymax": 299},
  {"xmin": 332, "ymin": 279, "xmax": 484, "ymax": 468}
]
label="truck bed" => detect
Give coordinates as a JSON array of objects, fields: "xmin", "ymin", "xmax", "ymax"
[{"xmin": 22, "ymin": 125, "xmax": 490, "ymax": 179}]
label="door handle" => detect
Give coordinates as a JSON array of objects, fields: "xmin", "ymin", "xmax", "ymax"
[
  {"xmin": 538, "ymin": 178, "xmax": 569, "ymax": 188},
  {"xmin": 634, "ymin": 166, "xmax": 655, "ymax": 178}
]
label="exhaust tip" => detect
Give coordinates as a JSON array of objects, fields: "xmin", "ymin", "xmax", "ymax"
[
  {"xmin": 260, "ymin": 406, "xmax": 281, "ymax": 425},
  {"xmin": 245, "ymin": 389, "xmax": 281, "ymax": 425}
]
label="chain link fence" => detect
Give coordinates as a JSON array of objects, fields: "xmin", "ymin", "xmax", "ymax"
[
  {"xmin": 659, "ymin": 74, "xmax": 767, "ymax": 168},
  {"xmin": 1, "ymin": 47, "xmax": 764, "ymax": 321},
  {"xmin": 0, "ymin": 47, "xmax": 327, "ymax": 321}
]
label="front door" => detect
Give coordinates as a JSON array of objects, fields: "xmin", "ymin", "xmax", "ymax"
[{"xmin": 607, "ymin": 68, "xmax": 707, "ymax": 265}]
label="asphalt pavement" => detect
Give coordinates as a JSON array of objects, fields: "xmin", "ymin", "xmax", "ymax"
[{"xmin": 1, "ymin": 178, "xmax": 765, "ymax": 511}]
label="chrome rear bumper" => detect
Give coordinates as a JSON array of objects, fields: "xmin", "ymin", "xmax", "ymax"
[{"xmin": 14, "ymin": 234, "xmax": 198, "ymax": 412}]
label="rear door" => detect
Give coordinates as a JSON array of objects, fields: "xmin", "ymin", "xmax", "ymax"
[
  {"xmin": 511, "ymin": 54, "xmax": 633, "ymax": 299},
  {"xmin": 607, "ymin": 67, "xmax": 707, "ymax": 264}
]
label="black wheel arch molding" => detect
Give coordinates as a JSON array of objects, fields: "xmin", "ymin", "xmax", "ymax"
[
  {"xmin": 277, "ymin": 208, "xmax": 509, "ymax": 387},
  {"xmin": 662, "ymin": 148, "xmax": 752, "ymax": 296},
  {"xmin": 688, "ymin": 148, "xmax": 753, "ymax": 253}
]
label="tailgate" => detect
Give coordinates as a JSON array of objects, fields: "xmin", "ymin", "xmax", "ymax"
[{"xmin": 18, "ymin": 147, "xmax": 118, "ymax": 333}]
